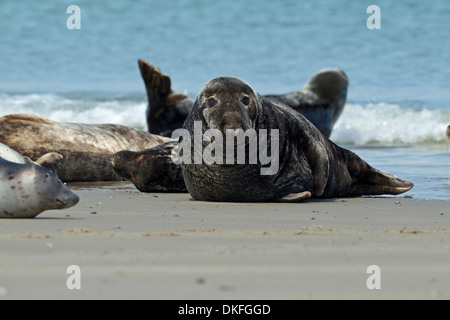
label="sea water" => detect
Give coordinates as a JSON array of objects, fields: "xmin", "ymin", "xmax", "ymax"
[{"xmin": 0, "ymin": 0, "xmax": 449, "ymax": 200}]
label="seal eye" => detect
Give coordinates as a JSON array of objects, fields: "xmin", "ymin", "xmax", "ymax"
[
  {"xmin": 207, "ymin": 97, "xmax": 218, "ymax": 108},
  {"xmin": 240, "ymin": 96, "xmax": 250, "ymax": 106}
]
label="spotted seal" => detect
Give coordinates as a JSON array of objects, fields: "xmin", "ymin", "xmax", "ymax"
[{"xmin": 0, "ymin": 143, "xmax": 79, "ymax": 218}]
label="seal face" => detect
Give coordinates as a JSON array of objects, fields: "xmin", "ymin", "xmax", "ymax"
[
  {"xmin": 0, "ymin": 157, "xmax": 79, "ymax": 218},
  {"xmin": 180, "ymin": 77, "xmax": 414, "ymax": 202},
  {"xmin": 199, "ymin": 77, "xmax": 259, "ymax": 133}
]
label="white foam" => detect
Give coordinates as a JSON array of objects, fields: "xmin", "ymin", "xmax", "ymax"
[
  {"xmin": 0, "ymin": 93, "xmax": 148, "ymax": 130},
  {"xmin": 1, "ymin": 94, "xmax": 450, "ymax": 145},
  {"xmin": 330, "ymin": 102, "xmax": 450, "ymax": 145}
]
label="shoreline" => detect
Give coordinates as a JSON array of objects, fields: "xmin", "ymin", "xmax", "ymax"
[{"xmin": 0, "ymin": 183, "xmax": 449, "ymax": 299}]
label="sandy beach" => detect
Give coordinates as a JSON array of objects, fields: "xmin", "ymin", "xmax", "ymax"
[{"xmin": 0, "ymin": 182, "xmax": 448, "ymax": 300}]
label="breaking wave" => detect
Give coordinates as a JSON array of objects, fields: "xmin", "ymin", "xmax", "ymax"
[{"xmin": 1, "ymin": 93, "xmax": 450, "ymax": 146}]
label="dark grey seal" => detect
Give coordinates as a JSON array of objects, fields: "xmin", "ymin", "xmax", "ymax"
[
  {"xmin": 179, "ymin": 76, "xmax": 413, "ymax": 202},
  {"xmin": 139, "ymin": 59, "xmax": 347, "ymax": 138},
  {"xmin": 112, "ymin": 140, "xmax": 186, "ymax": 193}
]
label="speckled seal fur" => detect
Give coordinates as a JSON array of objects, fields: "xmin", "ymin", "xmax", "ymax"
[{"xmin": 0, "ymin": 144, "xmax": 79, "ymax": 218}]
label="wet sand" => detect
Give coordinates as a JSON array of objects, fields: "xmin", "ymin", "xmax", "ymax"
[{"xmin": 0, "ymin": 182, "xmax": 449, "ymax": 300}]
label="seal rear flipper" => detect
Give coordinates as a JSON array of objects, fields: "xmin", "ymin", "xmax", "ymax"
[
  {"xmin": 139, "ymin": 59, "xmax": 192, "ymax": 136},
  {"xmin": 349, "ymin": 167, "xmax": 414, "ymax": 196},
  {"xmin": 138, "ymin": 59, "xmax": 171, "ymax": 96},
  {"xmin": 276, "ymin": 191, "xmax": 312, "ymax": 203}
]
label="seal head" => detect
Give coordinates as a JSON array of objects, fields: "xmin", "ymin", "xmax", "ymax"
[{"xmin": 0, "ymin": 158, "xmax": 79, "ymax": 218}]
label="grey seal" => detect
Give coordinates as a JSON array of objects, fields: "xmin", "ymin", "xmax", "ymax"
[
  {"xmin": 0, "ymin": 113, "xmax": 170, "ymax": 182},
  {"xmin": 179, "ymin": 76, "xmax": 414, "ymax": 202},
  {"xmin": 139, "ymin": 59, "xmax": 347, "ymax": 138},
  {"xmin": 0, "ymin": 143, "xmax": 79, "ymax": 218},
  {"xmin": 112, "ymin": 140, "xmax": 186, "ymax": 193}
]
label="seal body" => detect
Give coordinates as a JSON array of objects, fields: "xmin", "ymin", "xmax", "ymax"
[
  {"xmin": 264, "ymin": 68, "xmax": 348, "ymax": 137},
  {"xmin": 0, "ymin": 155, "xmax": 79, "ymax": 218},
  {"xmin": 0, "ymin": 113, "xmax": 170, "ymax": 182},
  {"xmin": 112, "ymin": 140, "xmax": 186, "ymax": 193},
  {"xmin": 180, "ymin": 77, "xmax": 413, "ymax": 202},
  {"xmin": 139, "ymin": 59, "xmax": 347, "ymax": 138},
  {"xmin": 0, "ymin": 142, "xmax": 29, "ymax": 164}
]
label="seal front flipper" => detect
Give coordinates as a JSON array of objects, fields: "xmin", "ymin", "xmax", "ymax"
[
  {"xmin": 276, "ymin": 191, "xmax": 312, "ymax": 203},
  {"xmin": 35, "ymin": 152, "xmax": 64, "ymax": 175},
  {"xmin": 298, "ymin": 125, "xmax": 330, "ymax": 196}
]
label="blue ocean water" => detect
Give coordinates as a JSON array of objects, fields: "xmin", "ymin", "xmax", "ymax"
[{"xmin": 0, "ymin": 0, "xmax": 449, "ymax": 200}]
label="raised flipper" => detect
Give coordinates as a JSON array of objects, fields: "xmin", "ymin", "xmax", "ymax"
[{"xmin": 138, "ymin": 59, "xmax": 192, "ymax": 137}]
